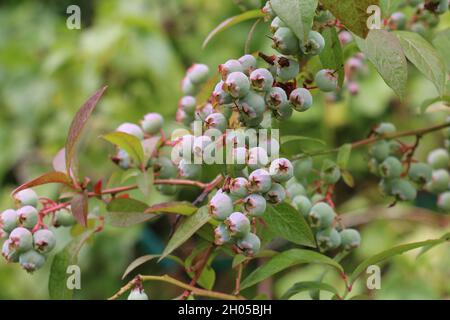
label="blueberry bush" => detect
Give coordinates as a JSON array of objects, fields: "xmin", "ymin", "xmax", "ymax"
[{"xmin": 0, "ymin": 0, "xmax": 450, "ymax": 300}]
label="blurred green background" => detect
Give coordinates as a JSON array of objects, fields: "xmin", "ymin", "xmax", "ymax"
[{"xmin": 0, "ymin": 0, "xmax": 449, "ymax": 299}]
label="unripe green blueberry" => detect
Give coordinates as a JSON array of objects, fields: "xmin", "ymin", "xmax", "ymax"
[
  {"xmin": 340, "ymin": 229, "xmax": 361, "ymax": 250},
  {"xmin": 244, "ymin": 194, "xmax": 267, "ymax": 217},
  {"xmin": 370, "ymin": 140, "xmax": 390, "ymax": 162},
  {"xmin": 248, "ymin": 169, "xmax": 272, "ymax": 193},
  {"xmin": 54, "ymin": 209, "xmax": 76, "ymax": 227},
  {"xmin": 33, "ymin": 229, "xmax": 56, "ymax": 254},
  {"xmin": 426, "ymin": 169, "xmax": 450, "ymax": 194},
  {"xmin": 238, "ymin": 54, "xmax": 257, "ymax": 75},
  {"xmin": 219, "ymin": 59, "xmax": 244, "ymax": 80},
  {"xmin": 315, "ymin": 10, "xmax": 334, "ymax": 23},
  {"xmin": 265, "ymin": 87, "xmax": 288, "ymax": 110},
  {"xmin": 292, "ymin": 195, "xmax": 312, "ymax": 218},
  {"xmin": 237, "ymin": 233, "xmax": 261, "ymax": 256},
  {"xmin": 308, "ymin": 202, "xmax": 336, "ymax": 229},
  {"xmin": 274, "ymin": 101, "xmax": 293, "ymax": 120},
  {"xmin": 248, "ymin": 147, "xmax": 269, "ymax": 171},
  {"xmin": 214, "ymin": 223, "xmax": 232, "ymax": 245},
  {"xmin": 427, "ymin": 148, "xmax": 449, "ymax": 169},
  {"xmin": 293, "ymin": 157, "xmax": 313, "ymax": 180},
  {"xmin": 230, "ymin": 177, "xmax": 249, "ymax": 198},
  {"xmin": 265, "ymin": 183, "xmax": 286, "ymax": 204},
  {"xmin": 195, "ymin": 103, "xmax": 214, "ymax": 121},
  {"xmin": 259, "ymin": 137, "xmax": 280, "ymax": 158},
  {"xmin": 269, "ymin": 158, "xmax": 293, "ymax": 182},
  {"xmin": 286, "ymin": 181, "xmax": 307, "ymax": 198},
  {"xmin": 224, "ymin": 72, "xmax": 251, "ymax": 98},
  {"xmin": 408, "ymin": 163, "xmax": 433, "ymax": 185},
  {"xmin": 379, "ymin": 156, "xmax": 403, "ymax": 178},
  {"xmin": 156, "ymin": 184, "xmax": 178, "ymax": 196},
  {"xmin": 300, "ymin": 31, "xmax": 325, "ymax": 56},
  {"xmin": 2, "ymin": 240, "xmax": 19, "ymax": 262},
  {"xmin": 321, "ymin": 165, "xmax": 341, "ymax": 185},
  {"xmin": 1, "ymin": 209, "xmax": 18, "ymax": 233},
  {"xmin": 187, "ymin": 64, "xmax": 209, "ymax": 85},
  {"xmin": 178, "ymin": 159, "xmax": 202, "ymax": 179},
  {"xmin": 14, "ymin": 189, "xmax": 39, "ymax": 208},
  {"xmin": 436, "ymin": 0, "xmax": 449, "ymax": 14},
  {"xmin": 316, "ymin": 228, "xmax": 341, "ymax": 252},
  {"xmin": 225, "ymin": 212, "xmax": 251, "ymax": 238},
  {"xmin": 272, "ymin": 27, "xmax": 300, "ymax": 55},
  {"xmin": 141, "ymin": 113, "xmax": 164, "ymax": 135},
  {"xmin": 388, "ymin": 140, "xmax": 403, "ymax": 158},
  {"xmin": 315, "ymin": 69, "xmax": 338, "ymax": 92},
  {"xmin": 128, "ymin": 287, "xmax": 149, "ymax": 300},
  {"xmin": 270, "ymin": 16, "xmax": 286, "ymax": 33},
  {"xmin": 17, "ymin": 206, "xmax": 38, "ymax": 230},
  {"xmin": 209, "ymin": 191, "xmax": 234, "ymax": 221},
  {"xmin": 391, "ymin": 179, "xmax": 417, "ymax": 201},
  {"xmin": 231, "ymin": 147, "xmax": 248, "ymax": 171},
  {"xmin": 154, "ymin": 157, "xmax": 178, "ymax": 179},
  {"xmin": 240, "ymin": 112, "xmax": 264, "ymax": 128},
  {"xmin": 181, "ymin": 76, "xmax": 197, "ymax": 96},
  {"xmin": 212, "ymin": 81, "xmax": 233, "ymax": 105},
  {"xmin": 205, "ymin": 112, "xmax": 228, "ymax": 133},
  {"xmin": 9, "ymin": 227, "xmax": 33, "ymax": 253},
  {"xmin": 437, "ymin": 191, "xmax": 450, "ymax": 212},
  {"xmin": 237, "ymin": 91, "xmax": 266, "ymax": 120},
  {"xmin": 276, "ymin": 57, "xmax": 300, "ymax": 82},
  {"xmin": 379, "ymin": 178, "xmax": 394, "ymax": 196},
  {"xmin": 250, "ymin": 68, "xmax": 274, "ymax": 92},
  {"xmin": 374, "ymin": 122, "xmax": 396, "ymax": 136},
  {"xmin": 116, "ymin": 123, "xmax": 144, "ymax": 140},
  {"xmin": 179, "ymin": 96, "xmax": 196, "ymax": 115},
  {"xmin": 289, "ymin": 88, "xmax": 313, "ymax": 112}
]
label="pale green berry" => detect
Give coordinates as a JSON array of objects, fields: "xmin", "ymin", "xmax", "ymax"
[
  {"xmin": 219, "ymin": 59, "xmax": 244, "ymax": 80},
  {"xmin": 391, "ymin": 179, "xmax": 417, "ymax": 201},
  {"xmin": 428, "ymin": 148, "xmax": 449, "ymax": 170},
  {"xmin": 248, "ymin": 169, "xmax": 272, "ymax": 193},
  {"xmin": 437, "ymin": 191, "xmax": 450, "ymax": 212},
  {"xmin": 316, "ymin": 228, "xmax": 341, "ymax": 251},
  {"xmin": 154, "ymin": 157, "xmax": 178, "ymax": 179},
  {"xmin": 54, "ymin": 209, "xmax": 76, "ymax": 227},
  {"xmin": 117, "ymin": 123, "xmax": 144, "ymax": 140},
  {"xmin": 292, "ymin": 195, "xmax": 312, "ymax": 218},
  {"xmin": 33, "ymin": 229, "xmax": 56, "ymax": 254},
  {"xmin": 208, "ymin": 191, "xmax": 234, "ymax": 221},
  {"xmin": 308, "ymin": 202, "xmax": 336, "ymax": 229},
  {"xmin": 259, "ymin": 137, "xmax": 280, "ymax": 158},
  {"xmin": 187, "ymin": 64, "xmax": 209, "ymax": 85},
  {"xmin": 19, "ymin": 250, "xmax": 46, "ymax": 272},
  {"xmin": 2, "ymin": 240, "xmax": 19, "ymax": 262},
  {"xmin": 266, "ymin": 87, "xmax": 288, "ymax": 110},
  {"xmin": 272, "ymin": 27, "xmax": 300, "ymax": 55},
  {"xmin": 237, "ymin": 91, "xmax": 266, "ymax": 120},
  {"xmin": 269, "ymin": 158, "xmax": 293, "ymax": 182},
  {"xmin": 276, "ymin": 57, "xmax": 300, "ymax": 82},
  {"xmin": 212, "ymin": 81, "xmax": 233, "ymax": 106},
  {"xmin": 379, "ymin": 179, "xmax": 394, "ymax": 196},
  {"xmin": 321, "ymin": 165, "xmax": 341, "ymax": 185},
  {"xmin": 368, "ymin": 158, "xmax": 380, "ymax": 176},
  {"xmin": 370, "ymin": 140, "xmax": 390, "ymax": 162},
  {"xmin": 225, "ymin": 212, "xmax": 251, "ymax": 238},
  {"xmin": 293, "ymin": 157, "xmax": 313, "ymax": 180},
  {"xmin": 178, "ymin": 159, "xmax": 201, "ymax": 179},
  {"xmin": 300, "ymin": 31, "xmax": 325, "ymax": 56},
  {"xmin": 231, "ymin": 147, "xmax": 248, "ymax": 171},
  {"xmin": 315, "ymin": 69, "xmax": 338, "ymax": 92},
  {"xmin": 238, "ymin": 54, "xmax": 257, "ymax": 75},
  {"xmin": 379, "ymin": 157, "xmax": 403, "ymax": 178},
  {"xmin": 237, "ymin": 233, "xmax": 261, "ymax": 256},
  {"xmin": 141, "ymin": 113, "xmax": 164, "ymax": 135},
  {"xmin": 388, "ymin": 140, "xmax": 403, "ymax": 158},
  {"xmin": 128, "ymin": 288, "xmax": 149, "ymax": 300},
  {"xmin": 205, "ymin": 112, "xmax": 228, "ymax": 133},
  {"xmin": 274, "ymin": 101, "xmax": 293, "ymax": 120},
  {"xmin": 17, "ymin": 206, "xmax": 38, "ymax": 230},
  {"xmin": 181, "ymin": 76, "xmax": 197, "ymax": 96},
  {"xmin": 9, "ymin": 227, "xmax": 33, "ymax": 253},
  {"xmin": 179, "ymin": 96, "xmax": 196, "ymax": 115},
  {"xmin": 230, "ymin": 177, "xmax": 249, "ymax": 198},
  {"xmin": 408, "ymin": 163, "xmax": 433, "ymax": 185},
  {"xmin": 244, "ymin": 194, "xmax": 267, "ymax": 217},
  {"xmin": 248, "ymin": 147, "xmax": 269, "ymax": 171},
  {"xmin": 224, "ymin": 72, "xmax": 251, "ymax": 98},
  {"xmin": 374, "ymin": 122, "xmax": 396, "ymax": 136},
  {"xmin": 214, "ymin": 223, "xmax": 232, "ymax": 245},
  {"xmin": 14, "ymin": 189, "xmax": 39, "ymax": 208},
  {"xmin": 250, "ymin": 68, "xmax": 274, "ymax": 92},
  {"xmin": 289, "ymin": 88, "xmax": 313, "ymax": 112},
  {"xmin": 265, "ymin": 183, "xmax": 286, "ymax": 204},
  {"xmin": 286, "ymin": 181, "xmax": 306, "ymax": 198},
  {"xmin": 340, "ymin": 229, "xmax": 361, "ymax": 250},
  {"xmin": 1, "ymin": 209, "xmax": 18, "ymax": 233},
  {"xmin": 426, "ymin": 169, "xmax": 450, "ymax": 194},
  {"xmin": 262, "ymin": 1, "xmax": 275, "ymax": 18}
]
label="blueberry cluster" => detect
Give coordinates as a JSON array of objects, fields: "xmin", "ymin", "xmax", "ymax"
[
  {"xmin": 425, "ymin": 145, "xmax": 450, "ymax": 213},
  {"xmin": 0, "ymin": 188, "xmax": 68, "ymax": 272}
]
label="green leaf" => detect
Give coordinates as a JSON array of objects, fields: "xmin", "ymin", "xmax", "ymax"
[
  {"xmin": 137, "ymin": 169, "xmax": 151, "ymax": 198},
  {"xmin": 12, "ymin": 172, "xmax": 73, "ymax": 196},
  {"xmin": 142, "ymin": 136, "xmax": 162, "ymax": 163},
  {"xmin": 160, "ymin": 206, "xmax": 210, "ymax": 261},
  {"xmin": 281, "ymin": 281, "xmax": 339, "ymax": 300},
  {"xmin": 263, "ymin": 203, "xmax": 316, "ymax": 247},
  {"xmin": 202, "ymin": 9, "xmax": 265, "ymax": 49},
  {"xmin": 356, "ymin": 30, "xmax": 407, "ymax": 98},
  {"xmin": 122, "ymin": 254, "xmax": 184, "ymax": 280},
  {"xmin": 433, "ymin": 28, "xmax": 450, "ymax": 72},
  {"xmin": 240, "ymin": 249, "xmax": 344, "ymax": 290},
  {"xmin": 271, "ymin": 0, "xmax": 318, "ymax": 42},
  {"xmin": 70, "ymin": 191, "xmax": 89, "ymax": 227},
  {"xmin": 106, "ymin": 198, "xmax": 155, "ymax": 228},
  {"xmin": 184, "ymin": 243, "xmax": 216, "ymax": 290},
  {"xmin": 280, "ymin": 135, "xmax": 326, "ymax": 146},
  {"xmin": 65, "ymin": 86, "xmax": 107, "ymax": 179},
  {"xmin": 232, "ymin": 250, "xmax": 278, "ymax": 268},
  {"xmin": 102, "ymin": 132, "xmax": 145, "ymax": 166},
  {"xmin": 341, "ymin": 170, "xmax": 355, "ymax": 188},
  {"xmin": 145, "ymin": 201, "xmax": 198, "ymax": 215},
  {"xmin": 337, "ymin": 144, "xmax": 352, "ymax": 170},
  {"xmin": 321, "ymin": 0, "xmax": 379, "ymax": 38},
  {"xmin": 416, "ymin": 232, "xmax": 450, "ymax": 259},
  {"xmin": 379, "ymin": 0, "xmax": 403, "ymax": 17},
  {"xmin": 48, "ymin": 230, "xmax": 95, "ymax": 299},
  {"xmin": 350, "ymin": 235, "xmax": 450, "ymax": 284},
  {"xmin": 395, "ymin": 31, "xmax": 447, "ymax": 96},
  {"xmin": 320, "ymin": 27, "xmax": 345, "ymax": 87}
]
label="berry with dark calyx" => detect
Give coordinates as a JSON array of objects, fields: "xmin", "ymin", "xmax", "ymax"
[
  {"xmin": 1, "ymin": 209, "xmax": 18, "ymax": 233},
  {"xmin": 17, "ymin": 206, "xmax": 38, "ymax": 230},
  {"xmin": 315, "ymin": 69, "xmax": 338, "ymax": 92},
  {"xmin": 205, "ymin": 112, "xmax": 228, "ymax": 133},
  {"xmin": 266, "ymin": 87, "xmax": 288, "ymax": 110},
  {"xmin": 308, "ymin": 202, "xmax": 336, "ymax": 229},
  {"xmin": 437, "ymin": 192, "xmax": 450, "ymax": 212},
  {"xmin": 374, "ymin": 122, "xmax": 396, "ymax": 136},
  {"xmin": 208, "ymin": 191, "xmax": 234, "ymax": 221},
  {"xmin": 340, "ymin": 229, "xmax": 361, "ymax": 250},
  {"xmin": 141, "ymin": 113, "xmax": 164, "ymax": 135},
  {"xmin": 212, "ymin": 81, "xmax": 233, "ymax": 106},
  {"xmin": 230, "ymin": 177, "xmax": 249, "ymax": 198},
  {"xmin": 247, "ymin": 147, "xmax": 269, "ymax": 171},
  {"xmin": 289, "ymin": 88, "xmax": 313, "ymax": 112},
  {"xmin": 408, "ymin": 163, "xmax": 433, "ymax": 184},
  {"xmin": 9, "ymin": 227, "xmax": 33, "ymax": 253},
  {"xmin": 238, "ymin": 54, "xmax": 257, "ymax": 75},
  {"xmin": 250, "ymin": 68, "xmax": 274, "ymax": 92},
  {"xmin": 237, "ymin": 91, "xmax": 266, "ymax": 120},
  {"xmin": 214, "ymin": 223, "xmax": 232, "ymax": 245},
  {"xmin": 379, "ymin": 156, "xmax": 403, "ymax": 178},
  {"xmin": 156, "ymin": 184, "xmax": 178, "ymax": 196},
  {"xmin": 2, "ymin": 240, "xmax": 19, "ymax": 262},
  {"xmin": 33, "ymin": 229, "xmax": 56, "ymax": 254},
  {"xmin": 270, "ymin": 16, "xmax": 286, "ymax": 33},
  {"xmin": 178, "ymin": 159, "xmax": 202, "ymax": 179},
  {"xmin": 248, "ymin": 169, "xmax": 272, "ymax": 193},
  {"xmin": 286, "ymin": 181, "xmax": 306, "ymax": 198},
  {"xmin": 54, "ymin": 209, "xmax": 76, "ymax": 227},
  {"xmin": 391, "ymin": 179, "xmax": 417, "ymax": 201},
  {"xmin": 370, "ymin": 140, "xmax": 390, "ymax": 162},
  {"xmin": 300, "ymin": 31, "xmax": 325, "ymax": 56},
  {"xmin": 225, "ymin": 212, "xmax": 251, "ymax": 238},
  {"xmin": 224, "ymin": 72, "xmax": 251, "ymax": 98},
  {"xmin": 19, "ymin": 250, "xmax": 46, "ymax": 272},
  {"xmin": 274, "ymin": 101, "xmax": 293, "ymax": 120},
  {"xmin": 269, "ymin": 158, "xmax": 293, "ymax": 182},
  {"xmin": 292, "ymin": 195, "xmax": 312, "ymax": 218},
  {"xmin": 316, "ymin": 228, "xmax": 341, "ymax": 252},
  {"xmin": 187, "ymin": 64, "xmax": 209, "ymax": 85},
  {"xmin": 276, "ymin": 57, "xmax": 300, "ymax": 81},
  {"xmin": 237, "ymin": 233, "xmax": 261, "ymax": 256},
  {"xmin": 219, "ymin": 59, "xmax": 244, "ymax": 80},
  {"xmin": 116, "ymin": 123, "xmax": 144, "ymax": 140},
  {"xmin": 179, "ymin": 96, "xmax": 196, "ymax": 115},
  {"xmin": 244, "ymin": 194, "xmax": 267, "ymax": 217},
  {"xmin": 272, "ymin": 27, "xmax": 300, "ymax": 55},
  {"xmin": 293, "ymin": 157, "xmax": 313, "ymax": 180},
  {"xmin": 426, "ymin": 169, "xmax": 450, "ymax": 194},
  {"xmin": 14, "ymin": 189, "xmax": 39, "ymax": 208},
  {"xmin": 265, "ymin": 183, "xmax": 286, "ymax": 204},
  {"xmin": 427, "ymin": 148, "xmax": 449, "ymax": 169},
  {"xmin": 128, "ymin": 287, "xmax": 149, "ymax": 300}
]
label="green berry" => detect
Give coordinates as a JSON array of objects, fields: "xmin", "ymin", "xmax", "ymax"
[
  {"xmin": 262, "ymin": 1, "xmax": 275, "ymax": 18},
  {"xmin": 231, "ymin": 147, "xmax": 248, "ymax": 170},
  {"xmin": 315, "ymin": 69, "xmax": 338, "ymax": 92},
  {"xmin": 250, "ymin": 68, "xmax": 274, "ymax": 92},
  {"xmin": 379, "ymin": 178, "xmax": 394, "ymax": 196},
  {"xmin": 33, "ymin": 229, "xmax": 56, "ymax": 254},
  {"xmin": 214, "ymin": 223, "xmax": 232, "ymax": 245},
  {"xmin": 178, "ymin": 159, "xmax": 201, "ymax": 179},
  {"xmin": 292, "ymin": 195, "xmax": 312, "ymax": 218},
  {"xmin": 321, "ymin": 165, "xmax": 341, "ymax": 185},
  {"xmin": 209, "ymin": 191, "xmax": 234, "ymax": 221},
  {"xmin": 237, "ymin": 233, "xmax": 261, "ymax": 256},
  {"xmin": 276, "ymin": 57, "xmax": 300, "ymax": 82},
  {"xmin": 187, "ymin": 64, "xmax": 209, "ymax": 85},
  {"xmin": 9, "ymin": 227, "xmax": 33, "ymax": 253},
  {"xmin": 316, "ymin": 228, "xmax": 341, "ymax": 251},
  {"xmin": 286, "ymin": 181, "xmax": 306, "ymax": 198},
  {"xmin": 389, "ymin": 12, "xmax": 407, "ymax": 30},
  {"xmin": 426, "ymin": 169, "xmax": 450, "ymax": 194},
  {"xmin": 244, "ymin": 194, "xmax": 267, "ymax": 217},
  {"xmin": 289, "ymin": 88, "xmax": 313, "ymax": 112},
  {"xmin": 370, "ymin": 140, "xmax": 390, "ymax": 162},
  {"xmin": 388, "ymin": 140, "xmax": 403, "ymax": 158},
  {"xmin": 225, "ymin": 212, "xmax": 251, "ymax": 238},
  {"xmin": 154, "ymin": 157, "xmax": 178, "ymax": 179},
  {"xmin": 248, "ymin": 147, "xmax": 269, "ymax": 171},
  {"xmin": 437, "ymin": 191, "xmax": 450, "ymax": 212},
  {"xmin": 212, "ymin": 81, "xmax": 233, "ymax": 105},
  {"xmin": 219, "ymin": 59, "xmax": 244, "ymax": 80},
  {"xmin": 117, "ymin": 123, "xmax": 144, "ymax": 140},
  {"xmin": 1, "ymin": 209, "xmax": 18, "ymax": 233},
  {"xmin": 308, "ymin": 202, "xmax": 336, "ymax": 229},
  {"xmin": 17, "ymin": 206, "xmax": 38, "ymax": 230},
  {"xmin": 19, "ymin": 250, "xmax": 46, "ymax": 272},
  {"xmin": 269, "ymin": 158, "xmax": 293, "ymax": 182},
  {"xmin": 14, "ymin": 189, "xmax": 39, "ymax": 208},
  {"xmin": 272, "ymin": 27, "xmax": 300, "ymax": 55},
  {"xmin": 238, "ymin": 54, "xmax": 257, "ymax": 75},
  {"xmin": 230, "ymin": 177, "xmax": 249, "ymax": 198},
  {"xmin": 181, "ymin": 76, "xmax": 197, "ymax": 96},
  {"xmin": 374, "ymin": 122, "xmax": 396, "ymax": 136},
  {"xmin": 391, "ymin": 179, "xmax": 417, "ymax": 201},
  {"xmin": 128, "ymin": 288, "xmax": 149, "ymax": 300},
  {"xmin": 379, "ymin": 156, "xmax": 403, "ymax": 178},
  {"xmin": 265, "ymin": 183, "xmax": 286, "ymax": 204},
  {"xmin": 436, "ymin": 0, "xmax": 449, "ymax": 14},
  {"xmin": 224, "ymin": 72, "xmax": 251, "ymax": 98},
  {"xmin": 179, "ymin": 96, "xmax": 196, "ymax": 115},
  {"xmin": 368, "ymin": 158, "xmax": 380, "ymax": 175},
  {"xmin": 54, "ymin": 209, "xmax": 76, "ymax": 227},
  {"xmin": 408, "ymin": 163, "xmax": 433, "ymax": 184},
  {"xmin": 2, "ymin": 240, "xmax": 19, "ymax": 262},
  {"xmin": 427, "ymin": 148, "xmax": 449, "ymax": 169},
  {"xmin": 237, "ymin": 91, "xmax": 266, "ymax": 121},
  {"xmin": 266, "ymin": 87, "xmax": 288, "ymax": 110},
  {"xmin": 300, "ymin": 31, "xmax": 325, "ymax": 56},
  {"xmin": 340, "ymin": 229, "xmax": 361, "ymax": 250},
  {"xmin": 205, "ymin": 113, "xmax": 228, "ymax": 133},
  {"xmin": 248, "ymin": 169, "xmax": 272, "ymax": 193},
  {"xmin": 293, "ymin": 157, "xmax": 313, "ymax": 180},
  {"xmin": 141, "ymin": 113, "xmax": 163, "ymax": 135}
]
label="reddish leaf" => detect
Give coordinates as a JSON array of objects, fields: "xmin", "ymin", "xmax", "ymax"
[
  {"xmin": 52, "ymin": 148, "xmax": 66, "ymax": 173},
  {"xmin": 65, "ymin": 86, "xmax": 108, "ymax": 180},
  {"xmin": 12, "ymin": 172, "xmax": 73, "ymax": 196},
  {"xmin": 71, "ymin": 191, "xmax": 89, "ymax": 227},
  {"xmin": 94, "ymin": 180, "xmax": 103, "ymax": 195}
]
